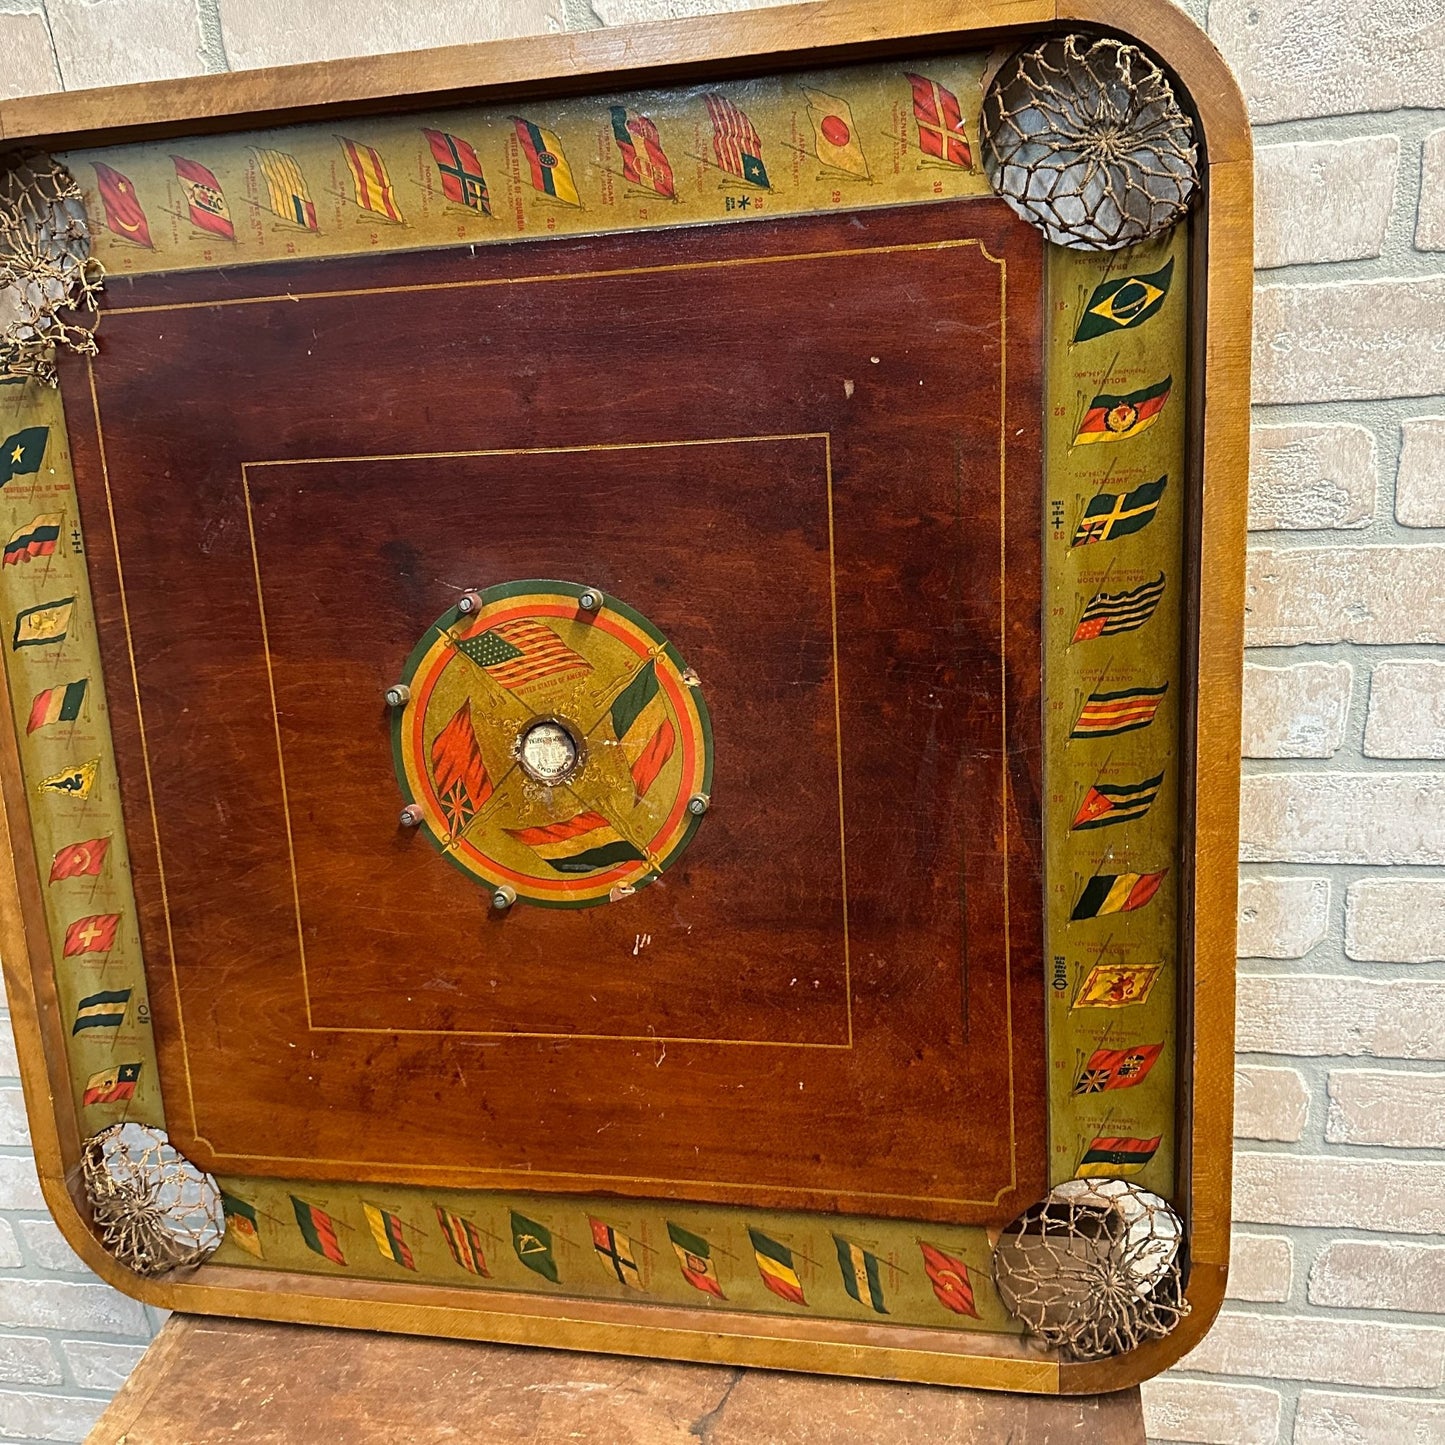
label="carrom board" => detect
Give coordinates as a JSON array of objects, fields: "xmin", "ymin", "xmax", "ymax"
[{"xmin": 0, "ymin": 0, "xmax": 1251, "ymax": 1394}]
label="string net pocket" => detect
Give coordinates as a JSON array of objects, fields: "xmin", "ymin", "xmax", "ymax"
[
  {"xmin": 980, "ymin": 35, "xmax": 1198, "ymax": 250},
  {"xmin": 0, "ymin": 154, "xmax": 104, "ymax": 385},
  {"xmin": 991, "ymin": 1178, "xmax": 1189, "ymax": 1360},
  {"xmin": 81, "ymin": 1123, "xmax": 223, "ymax": 1277}
]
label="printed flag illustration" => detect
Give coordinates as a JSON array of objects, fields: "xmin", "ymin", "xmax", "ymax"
[
  {"xmin": 92, "ymin": 162, "xmax": 153, "ymax": 247},
  {"xmin": 512, "ymin": 118, "xmax": 581, "ymax": 206},
  {"xmin": 1074, "ymin": 377, "xmax": 1172, "ymax": 444},
  {"xmin": 590, "ymin": 1217, "xmax": 644, "ymax": 1289},
  {"xmin": 1071, "ymin": 869, "xmax": 1169, "ymax": 922},
  {"xmin": 706, "ymin": 93, "xmax": 770, "ymax": 188},
  {"xmin": 457, "ymin": 618, "xmax": 593, "ymax": 692},
  {"xmin": 12, "ymin": 597, "xmax": 73, "ymax": 649},
  {"xmin": 610, "ymin": 660, "xmax": 676, "ymax": 802},
  {"xmin": 171, "ymin": 156, "xmax": 235, "ymax": 240},
  {"xmin": 82, "ymin": 1060, "xmax": 140, "ymax": 1106},
  {"xmin": 1071, "ymin": 772, "xmax": 1165, "ymax": 830},
  {"xmin": 1073, "ymin": 1042, "xmax": 1165, "ymax": 1094},
  {"xmin": 27, "ymin": 678, "xmax": 87, "ymax": 733},
  {"xmin": 919, "ymin": 1242, "xmax": 979, "ymax": 1317},
  {"xmin": 62, "ymin": 912, "xmax": 120, "ymax": 957},
  {"xmin": 422, "ymin": 128, "xmax": 490, "ymax": 214},
  {"xmin": 904, "ymin": 72, "xmax": 973, "ymax": 168},
  {"xmin": 1074, "ymin": 257, "xmax": 1175, "ymax": 342},
  {"xmin": 1072, "ymin": 478, "xmax": 1167, "ymax": 545},
  {"xmin": 1070, "ymin": 684, "xmax": 1168, "ymax": 739},
  {"xmin": 0, "ymin": 427, "xmax": 48, "ymax": 485},
  {"xmin": 668, "ymin": 1221, "xmax": 725, "ymax": 1298},
  {"xmin": 511, "ymin": 1209, "xmax": 560, "ymax": 1282},
  {"xmin": 833, "ymin": 1234, "xmax": 888, "ymax": 1313},
  {"xmin": 1077, "ymin": 1134, "xmax": 1162, "ymax": 1178},
  {"xmin": 748, "ymin": 1226, "xmax": 806, "ymax": 1305},
  {"xmin": 252, "ymin": 148, "xmax": 319, "ymax": 230},
  {"xmin": 506, "ymin": 812, "xmax": 644, "ymax": 874},
  {"xmin": 39, "ymin": 758, "xmax": 97, "ymax": 799},
  {"xmin": 1072, "ymin": 962, "xmax": 1163, "ymax": 1009},
  {"xmin": 609, "ymin": 107, "xmax": 675, "ymax": 198},
  {"xmin": 801, "ymin": 88, "xmax": 868, "ymax": 177},
  {"xmin": 428, "ymin": 699, "xmax": 493, "ymax": 834},
  {"xmin": 72, "ymin": 988, "xmax": 129, "ymax": 1034},
  {"xmin": 50, "ymin": 836, "xmax": 110, "ymax": 881},
  {"xmin": 1073, "ymin": 573, "xmax": 1166, "ymax": 641},
  {"xmin": 291, "ymin": 1196, "xmax": 346, "ymax": 1265},
  {"xmin": 435, "ymin": 1206, "xmax": 490, "ymax": 1276},
  {"xmin": 221, "ymin": 1193, "xmax": 264, "ymax": 1257},
  {"xmin": 363, "ymin": 1203, "xmax": 416, "ymax": 1269},
  {"xmin": 4, "ymin": 513, "xmax": 62, "ymax": 565},
  {"xmin": 339, "ymin": 138, "xmax": 404, "ymax": 223}
]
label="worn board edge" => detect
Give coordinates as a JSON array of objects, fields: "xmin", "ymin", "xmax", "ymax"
[{"xmin": 0, "ymin": 0, "xmax": 1251, "ymax": 1395}]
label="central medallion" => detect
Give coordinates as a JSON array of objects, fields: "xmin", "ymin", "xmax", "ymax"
[{"xmin": 390, "ymin": 580, "xmax": 712, "ymax": 908}]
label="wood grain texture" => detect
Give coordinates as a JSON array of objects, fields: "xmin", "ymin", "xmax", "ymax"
[{"xmin": 84, "ymin": 1313, "xmax": 1144, "ymax": 1444}]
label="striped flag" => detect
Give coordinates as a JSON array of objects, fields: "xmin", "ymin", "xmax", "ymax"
[
  {"xmin": 748, "ymin": 1227, "xmax": 806, "ymax": 1305},
  {"xmin": 72, "ymin": 989, "xmax": 129, "ymax": 1034},
  {"xmin": 610, "ymin": 661, "xmax": 675, "ymax": 802},
  {"xmin": 428, "ymin": 699, "xmax": 493, "ymax": 835},
  {"xmin": 82, "ymin": 1061, "xmax": 140, "ymax": 1105},
  {"xmin": 1071, "ymin": 772, "xmax": 1165, "ymax": 830},
  {"xmin": 422, "ymin": 128, "xmax": 490, "ymax": 213},
  {"xmin": 1073, "ymin": 1042, "xmax": 1164, "ymax": 1094},
  {"xmin": 1071, "ymin": 869, "xmax": 1168, "ymax": 921},
  {"xmin": 457, "ymin": 619, "xmax": 593, "ymax": 693},
  {"xmin": 291, "ymin": 1196, "xmax": 346, "ymax": 1265},
  {"xmin": 339, "ymin": 138, "xmax": 404, "ymax": 223},
  {"xmin": 512, "ymin": 118, "xmax": 581, "ymax": 206},
  {"xmin": 919, "ymin": 1242, "xmax": 978, "ymax": 1317},
  {"xmin": 435, "ymin": 1206, "xmax": 490, "ymax": 1275},
  {"xmin": 1074, "ymin": 378, "xmax": 1173, "ymax": 445},
  {"xmin": 506, "ymin": 812, "xmax": 644, "ymax": 875},
  {"xmin": 172, "ymin": 156, "xmax": 235, "ymax": 240},
  {"xmin": 705, "ymin": 93, "xmax": 769, "ymax": 188},
  {"xmin": 833, "ymin": 1234, "xmax": 887, "ymax": 1313},
  {"xmin": 1076, "ymin": 1134, "xmax": 1162, "ymax": 1178},
  {"xmin": 1073, "ymin": 574, "xmax": 1166, "ymax": 641},
  {"xmin": 27, "ymin": 678, "xmax": 87, "ymax": 733},
  {"xmin": 252, "ymin": 148, "xmax": 318, "ymax": 230},
  {"xmin": 4, "ymin": 513, "xmax": 62, "ymax": 566},
  {"xmin": 363, "ymin": 1203, "xmax": 415, "ymax": 1269},
  {"xmin": 609, "ymin": 107, "xmax": 675, "ymax": 198},
  {"xmin": 1070, "ymin": 684, "xmax": 1168, "ymax": 738},
  {"xmin": 668, "ymin": 1221, "xmax": 725, "ymax": 1298},
  {"xmin": 904, "ymin": 72, "xmax": 972, "ymax": 168}
]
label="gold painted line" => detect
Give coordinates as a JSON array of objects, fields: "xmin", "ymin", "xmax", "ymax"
[
  {"xmin": 239, "ymin": 467, "xmax": 316, "ymax": 1028},
  {"xmin": 87, "ymin": 358, "xmax": 199, "ymax": 1134},
  {"xmin": 823, "ymin": 434, "xmax": 852, "ymax": 1048},
  {"xmin": 309, "ymin": 1024, "xmax": 853, "ymax": 1047},
  {"xmin": 103, "ymin": 238, "xmax": 989, "ymax": 317}
]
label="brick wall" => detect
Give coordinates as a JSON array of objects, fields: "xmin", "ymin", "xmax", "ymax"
[{"xmin": 0, "ymin": 1, "xmax": 1442, "ymax": 1442}]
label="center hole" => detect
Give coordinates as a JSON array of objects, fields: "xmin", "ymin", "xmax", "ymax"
[{"xmin": 518, "ymin": 719, "xmax": 580, "ymax": 783}]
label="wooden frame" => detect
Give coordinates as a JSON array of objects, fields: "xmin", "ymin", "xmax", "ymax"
[{"xmin": 0, "ymin": 0, "xmax": 1251, "ymax": 1393}]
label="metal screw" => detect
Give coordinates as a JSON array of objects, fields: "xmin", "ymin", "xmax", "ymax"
[
  {"xmin": 399, "ymin": 804, "xmax": 424, "ymax": 827},
  {"xmin": 687, "ymin": 793, "xmax": 710, "ymax": 816},
  {"xmin": 457, "ymin": 591, "xmax": 484, "ymax": 615},
  {"xmin": 384, "ymin": 683, "xmax": 411, "ymax": 707},
  {"xmin": 492, "ymin": 884, "xmax": 517, "ymax": 910},
  {"xmin": 578, "ymin": 588, "xmax": 604, "ymax": 613}
]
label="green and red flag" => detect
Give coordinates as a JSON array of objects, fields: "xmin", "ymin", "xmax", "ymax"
[
  {"xmin": 833, "ymin": 1234, "xmax": 887, "ymax": 1313},
  {"xmin": 364, "ymin": 1203, "xmax": 415, "ymax": 1270},
  {"xmin": 1073, "ymin": 1042, "xmax": 1164, "ymax": 1094},
  {"xmin": 668, "ymin": 1221, "xmax": 725, "ymax": 1298},
  {"xmin": 1071, "ymin": 869, "xmax": 1168, "ymax": 921},
  {"xmin": 609, "ymin": 107, "xmax": 675, "ymax": 198},
  {"xmin": 590, "ymin": 1217, "xmax": 644, "ymax": 1289},
  {"xmin": 435, "ymin": 1205, "xmax": 490, "ymax": 1276},
  {"xmin": 919, "ymin": 1241, "xmax": 978, "ymax": 1317},
  {"xmin": 1074, "ymin": 257, "xmax": 1174, "ymax": 342},
  {"xmin": 1076, "ymin": 1135, "xmax": 1162, "ymax": 1178},
  {"xmin": 1074, "ymin": 377, "xmax": 1172, "ymax": 444},
  {"xmin": 221, "ymin": 1193, "xmax": 263, "ymax": 1257},
  {"xmin": 511, "ymin": 1209, "xmax": 560, "ymax": 1282},
  {"xmin": 291, "ymin": 1196, "xmax": 346, "ymax": 1265},
  {"xmin": 27, "ymin": 678, "xmax": 87, "ymax": 734},
  {"xmin": 1071, "ymin": 772, "xmax": 1165, "ymax": 830},
  {"xmin": 610, "ymin": 660, "xmax": 676, "ymax": 801},
  {"xmin": 747, "ymin": 1226, "xmax": 806, "ymax": 1305},
  {"xmin": 506, "ymin": 812, "xmax": 644, "ymax": 874},
  {"xmin": 1070, "ymin": 684, "xmax": 1168, "ymax": 738}
]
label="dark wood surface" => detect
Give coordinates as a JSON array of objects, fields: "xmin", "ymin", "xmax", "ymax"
[
  {"xmin": 62, "ymin": 197, "xmax": 1044, "ymax": 1222},
  {"xmin": 84, "ymin": 1314, "xmax": 1146, "ymax": 1443}
]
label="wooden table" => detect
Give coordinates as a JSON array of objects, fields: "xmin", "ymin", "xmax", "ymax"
[{"xmin": 86, "ymin": 1314, "xmax": 1145, "ymax": 1443}]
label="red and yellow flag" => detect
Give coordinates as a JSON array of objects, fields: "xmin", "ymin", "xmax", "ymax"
[{"xmin": 339, "ymin": 138, "xmax": 404, "ymax": 223}]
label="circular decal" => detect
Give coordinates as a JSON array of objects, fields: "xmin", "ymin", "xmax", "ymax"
[{"xmin": 391, "ymin": 581, "xmax": 712, "ymax": 908}]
